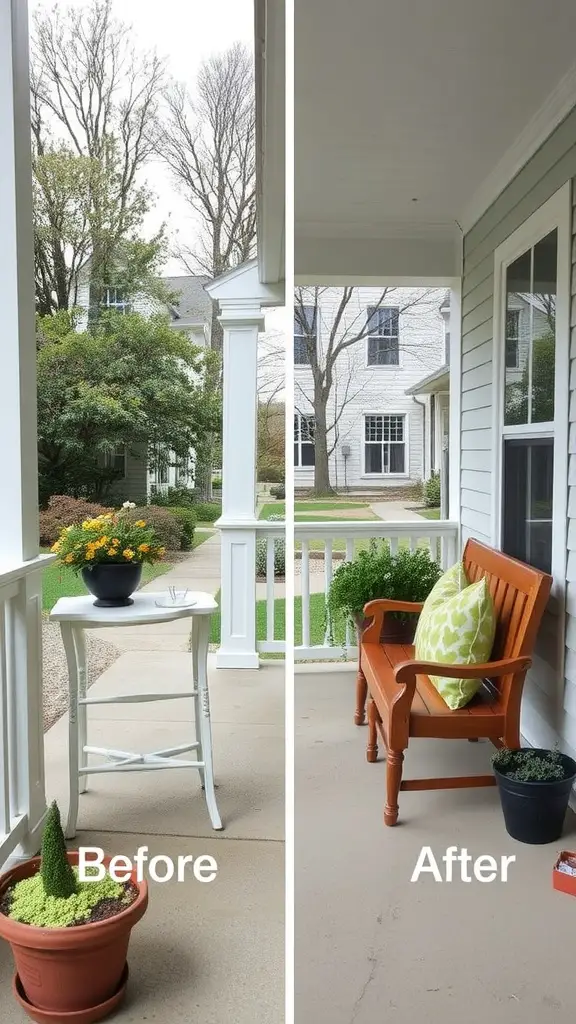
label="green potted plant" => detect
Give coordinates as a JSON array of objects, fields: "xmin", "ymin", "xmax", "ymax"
[
  {"xmin": 492, "ymin": 747, "xmax": 576, "ymax": 844},
  {"xmin": 51, "ymin": 501, "xmax": 166, "ymax": 607},
  {"xmin": 327, "ymin": 542, "xmax": 442, "ymax": 646},
  {"xmin": 0, "ymin": 802, "xmax": 148, "ymax": 1022}
]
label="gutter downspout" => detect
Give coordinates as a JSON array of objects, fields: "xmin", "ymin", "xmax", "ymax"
[{"xmin": 412, "ymin": 395, "xmax": 427, "ymax": 482}]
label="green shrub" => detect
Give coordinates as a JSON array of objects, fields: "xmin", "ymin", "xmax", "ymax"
[
  {"xmin": 423, "ymin": 472, "xmax": 441, "ymax": 508},
  {"xmin": 124, "ymin": 505, "xmax": 181, "ymax": 551},
  {"xmin": 40, "ymin": 802, "xmax": 77, "ymax": 899},
  {"xmin": 211, "ymin": 477, "xmax": 222, "ymax": 490},
  {"xmin": 150, "ymin": 485, "xmax": 195, "ymax": 509},
  {"xmin": 258, "ymin": 464, "xmax": 284, "ymax": 483},
  {"xmin": 270, "ymin": 484, "xmax": 285, "ymax": 500},
  {"xmin": 169, "ymin": 506, "xmax": 197, "ymax": 550},
  {"xmin": 192, "ymin": 501, "xmax": 221, "ymax": 524},
  {"xmin": 256, "ymin": 514, "xmax": 285, "ymax": 577},
  {"xmin": 327, "ymin": 543, "xmax": 442, "ymax": 629},
  {"xmin": 39, "ymin": 495, "xmax": 113, "ymax": 545}
]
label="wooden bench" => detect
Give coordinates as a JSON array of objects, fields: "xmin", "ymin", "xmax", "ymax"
[{"xmin": 359, "ymin": 540, "xmax": 552, "ymax": 826}]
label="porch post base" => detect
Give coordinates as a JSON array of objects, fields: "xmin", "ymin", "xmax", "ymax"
[{"xmin": 215, "ymin": 650, "xmax": 260, "ymax": 670}]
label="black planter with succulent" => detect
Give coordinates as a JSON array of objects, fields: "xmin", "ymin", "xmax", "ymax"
[
  {"xmin": 493, "ymin": 747, "xmax": 576, "ymax": 844},
  {"xmin": 326, "ymin": 542, "xmax": 442, "ymax": 647}
]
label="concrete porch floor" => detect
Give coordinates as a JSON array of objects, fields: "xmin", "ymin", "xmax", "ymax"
[
  {"xmin": 0, "ymin": 654, "xmax": 284, "ymax": 1023},
  {"xmin": 296, "ymin": 668, "xmax": 576, "ymax": 1024}
]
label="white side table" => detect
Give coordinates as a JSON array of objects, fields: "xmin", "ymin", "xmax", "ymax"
[{"xmin": 49, "ymin": 591, "xmax": 221, "ymax": 838}]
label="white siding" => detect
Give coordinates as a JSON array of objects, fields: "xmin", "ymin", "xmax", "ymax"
[
  {"xmin": 460, "ymin": 106, "xmax": 576, "ymax": 757},
  {"xmin": 295, "ymin": 287, "xmax": 446, "ymax": 489}
]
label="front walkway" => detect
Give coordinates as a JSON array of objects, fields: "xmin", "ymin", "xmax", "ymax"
[
  {"xmin": 296, "ymin": 668, "xmax": 576, "ymax": 1024},
  {"xmin": 0, "ymin": 655, "xmax": 284, "ymax": 1022},
  {"xmin": 370, "ymin": 500, "xmax": 427, "ymax": 521}
]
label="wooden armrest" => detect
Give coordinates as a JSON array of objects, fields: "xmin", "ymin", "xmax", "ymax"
[
  {"xmin": 361, "ymin": 600, "xmax": 423, "ymax": 643},
  {"xmin": 394, "ymin": 656, "xmax": 531, "ymax": 685}
]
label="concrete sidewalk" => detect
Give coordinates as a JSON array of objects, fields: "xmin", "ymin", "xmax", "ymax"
[
  {"xmin": 370, "ymin": 500, "xmax": 427, "ymax": 521},
  {"xmin": 0, "ymin": 656, "xmax": 284, "ymax": 1024},
  {"xmin": 92, "ymin": 531, "xmax": 221, "ymax": 653}
]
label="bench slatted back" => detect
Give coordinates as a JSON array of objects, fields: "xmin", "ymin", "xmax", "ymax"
[{"xmin": 463, "ymin": 540, "xmax": 552, "ymax": 704}]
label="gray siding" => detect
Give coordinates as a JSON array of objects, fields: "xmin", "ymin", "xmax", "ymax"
[
  {"xmin": 106, "ymin": 444, "xmax": 149, "ymax": 505},
  {"xmin": 461, "ymin": 107, "xmax": 576, "ymax": 757}
]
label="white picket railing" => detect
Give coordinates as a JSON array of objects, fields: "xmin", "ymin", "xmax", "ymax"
[
  {"xmin": 0, "ymin": 556, "xmax": 52, "ymax": 867},
  {"xmin": 256, "ymin": 520, "xmax": 459, "ymax": 661}
]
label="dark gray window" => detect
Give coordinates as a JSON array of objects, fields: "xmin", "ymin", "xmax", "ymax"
[
  {"xmin": 367, "ymin": 307, "xmax": 399, "ymax": 366},
  {"xmin": 364, "ymin": 414, "xmax": 405, "ymax": 474},
  {"xmin": 294, "ymin": 305, "xmax": 317, "ymax": 364},
  {"xmin": 294, "ymin": 414, "xmax": 315, "ymax": 467},
  {"xmin": 502, "ymin": 437, "xmax": 553, "ymax": 574}
]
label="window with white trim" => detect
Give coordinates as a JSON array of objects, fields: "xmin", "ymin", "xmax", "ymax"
[
  {"xmin": 103, "ymin": 446, "xmax": 127, "ymax": 478},
  {"xmin": 103, "ymin": 287, "xmax": 131, "ymax": 314},
  {"xmin": 367, "ymin": 307, "xmax": 399, "ymax": 366},
  {"xmin": 500, "ymin": 228, "xmax": 558, "ymax": 574},
  {"xmin": 294, "ymin": 414, "xmax": 315, "ymax": 467},
  {"xmin": 294, "ymin": 305, "xmax": 317, "ymax": 364},
  {"xmin": 364, "ymin": 414, "xmax": 405, "ymax": 474}
]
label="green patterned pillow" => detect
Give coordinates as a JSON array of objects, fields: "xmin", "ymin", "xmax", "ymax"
[
  {"xmin": 414, "ymin": 577, "xmax": 496, "ymax": 710},
  {"xmin": 414, "ymin": 561, "xmax": 469, "ymax": 649}
]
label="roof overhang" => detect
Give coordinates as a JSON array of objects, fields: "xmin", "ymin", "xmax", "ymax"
[
  {"xmin": 255, "ymin": 0, "xmax": 285, "ymax": 287},
  {"xmin": 406, "ymin": 365, "xmax": 450, "ymax": 396},
  {"xmin": 295, "ymin": 0, "xmax": 576, "ymax": 281}
]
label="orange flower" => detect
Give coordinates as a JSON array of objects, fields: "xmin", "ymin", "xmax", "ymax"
[
  {"xmin": 122, "ymin": 548, "xmax": 135, "ymax": 560},
  {"xmin": 138, "ymin": 543, "xmax": 150, "ymax": 553}
]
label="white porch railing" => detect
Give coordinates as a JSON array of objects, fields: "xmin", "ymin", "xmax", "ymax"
[
  {"xmin": 257, "ymin": 520, "xmax": 459, "ymax": 661},
  {"xmin": 0, "ymin": 556, "xmax": 53, "ymax": 867}
]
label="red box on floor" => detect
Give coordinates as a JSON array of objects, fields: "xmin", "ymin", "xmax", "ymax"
[{"xmin": 553, "ymin": 851, "xmax": 576, "ymax": 896}]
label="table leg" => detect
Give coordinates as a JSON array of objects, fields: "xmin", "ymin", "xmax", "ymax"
[
  {"xmin": 73, "ymin": 627, "xmax": 88, "ymax": 795},
  {"xmin": 60, "ymin": 623, "xmax": 79, "ymax": 839},
  {"xmin": 191, "ymin": 618, "xmax": 206, "ymax": 791},
  {"xmin": 194, "ymin": 616, "xmax": 223, "ymax": 830}
]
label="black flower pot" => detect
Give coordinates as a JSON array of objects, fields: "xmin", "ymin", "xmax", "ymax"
[
  {"xmin": 494, "ymin": 749, "xmax": 576, "ymax": 845},
  {"xmin": 81, "ymin": 563, "xmax": 143, "ymax": 607}
]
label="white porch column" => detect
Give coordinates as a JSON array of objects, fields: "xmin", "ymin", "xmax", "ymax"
[
  {"xmin": 216, "ymin": 301, "xmax": 263, "ymax": 669},
  {"xmin": 0, "ymin": 0, "xmax": 48, "ymax": 861},
  {"xmin": 206, "ymin": 261, "xmax": 284, "ymax": 670}
]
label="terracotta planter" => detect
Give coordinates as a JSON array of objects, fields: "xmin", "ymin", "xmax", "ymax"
[
  {"xmin": 81, "ymin": 563, "xmax": 142, "ymax": 607},
  {"xmin": 0, "ymin": 852, "xmax": 148, "ymax": 1023}
]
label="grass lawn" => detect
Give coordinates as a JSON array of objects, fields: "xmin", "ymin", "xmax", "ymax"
[
  {"xmin": 259, "ymin": 500, "xmax": 370, "ymax": 520},
  {"xmin": 192, "ymin": 529, "xmax": 214, "ymax": 548},
  {"xmin": 209, "ymin": 590, "xmax": 347, "ymax": 648},
  {"xmin": 416, "ymin": 508, "xmax": 441, "ymax": 520}
]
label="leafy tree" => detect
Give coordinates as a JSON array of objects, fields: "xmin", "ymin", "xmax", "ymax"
[
  {"xmin": 37, "ymin": 311, "xmax": 220, "ymax": 502},
  {"xmin": 30, "ymin": 0, "xmax": 166, "ymax": 315}
]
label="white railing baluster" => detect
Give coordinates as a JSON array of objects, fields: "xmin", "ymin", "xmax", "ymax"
[
  {"xmin": 0, "ymin": 598, "xmax": 11, "ymax": 837},
  {"xmin": 301, "ymin": 541, "xmax": 310, "ymax": 648},
  {"xmin": 266, "ymin": 536, "xmax": 275, "ymax": 641},
  {"xmin": 324, "ymin": 541, "xmax": 333, "ymax": 644},
  {"xmin": 389, "ymin": 536, "xmax": 398, "ymax": 556}
]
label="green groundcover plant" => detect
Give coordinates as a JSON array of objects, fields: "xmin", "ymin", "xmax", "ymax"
[
  {"xmin": 492, "ymin": 748, "xmax": 567, "ymax": 782},
  {"xmin": 5, "ymin": 803, "xmax": 129, "ymax": 928}
]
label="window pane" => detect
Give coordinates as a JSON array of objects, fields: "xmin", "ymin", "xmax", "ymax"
[
  {"xmin": 301, "ymin": 442, "xmax": 315, "ymax": 467},
  {"xmin": 502, "ymin": 438, "xmax": 553, "ymax": 573},
  {"xmin": 294, "ymin": 337, "xmax": 310, "ymax": 364},
  {"xmin": 504, "ymin": 250, "xmax": 530, "ymax": 425},
  {"xmin": 365, "ymin": 415, "xmax": 383, "ymax": 442},
  {"xmin": 389, "ymin": 443, "xmax": 405, "ymax": 473},
  {"xmin": 531, "ymin": 230, "xmax": 557, "ymax": 423},
  {"xmin": 365, "ymin": 444, "xmax": 382, "ymax": 473},
  {"xmin": 294, "ymin": 443, "xmax": 300, "ymax": 466}
]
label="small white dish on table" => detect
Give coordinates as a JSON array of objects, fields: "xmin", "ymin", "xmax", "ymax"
[{"xmin": 49, "ymin": 591, "xmax": 221, "ymax": 838}]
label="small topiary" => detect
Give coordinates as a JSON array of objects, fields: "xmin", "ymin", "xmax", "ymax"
[
  {"xmin": 423, "ymin": 472, "xmax": 441, "ymax": 509},
  {"xmin": 270, "ymin": 484, "xmax": 285, "ymax": 500},
  {"xmin": 40, "ymin": 801, "xmax": 77, "ymax": 899}
]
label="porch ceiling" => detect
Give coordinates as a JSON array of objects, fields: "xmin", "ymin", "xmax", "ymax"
[{"xmin": 295, "ymin": 0, "xmax": 576, "ymax": 280}]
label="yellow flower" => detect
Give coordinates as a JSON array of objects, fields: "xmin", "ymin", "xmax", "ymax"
[
  {"xmin": 111, "ymin": 538, "xmax": 120, "ymax": 546},
  {"xmin": 138, "ymin": 543, "xmax": 150, "ymax": 553},
  {"xmin": 85, "ymin": 551, "xmax": 95, "ymax": 560},
  {"xmin": 107, "ymin": 548, "xmax": 117, "ymax": 556},
  {"xmin": 64, "ymin": 553, "xmax": 74, "ymax": 564},
  {"xmin": 134, "ymin": 520, "xmax": 147, "ymax": 528},
  {"xmin": 157, "ymin": 546, "xmax": 166, "ymax": 556},
  {"xmin": 122, "ymin": 548, "xmax": 135, "ymax": 560},
  {"xmin": 51, "ymin": 541, "xmax": 60, "ymax": 553}
]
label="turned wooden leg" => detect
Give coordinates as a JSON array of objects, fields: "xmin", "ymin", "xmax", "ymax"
[
  {"xmin": 384, "ymin": 750, "xmax": 404, "ymax": 826},
  {"xmin": 366, "ymin": 697, "xmax": 379, "ymax": 762},
  {"xmin": 355, "ymin": 667, "xmax": 368, "ymax": 725}
]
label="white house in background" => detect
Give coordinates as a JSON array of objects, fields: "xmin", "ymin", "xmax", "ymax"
[
  {"xmin": 72, "ymin": 267, "xmax": 213, "ymax": 503},
  {"xmin": 294, "ymin": 287, "xmax": 449, "ymax": 491}
]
